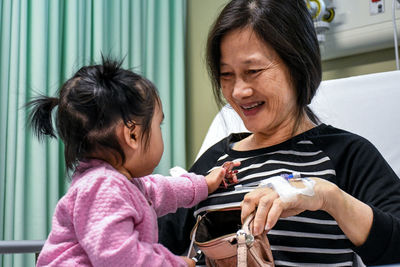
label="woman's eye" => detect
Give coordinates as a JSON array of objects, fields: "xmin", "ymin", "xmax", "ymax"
[
  {"xmin": 220, "ymin": 72, "xmax": 233, "ymax": 78},
  {"xmin": 247, "ymin": 69, "xmax": 261, "ymax": 75}
]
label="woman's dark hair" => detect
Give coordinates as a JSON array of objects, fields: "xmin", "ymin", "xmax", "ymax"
[
  {"xmin": 27, "ymin": 57, "xmax": 160, "ymax": 172},
  {"xmin": 207, "ymin": 0, "xmax": 321, "ymax": 126}
]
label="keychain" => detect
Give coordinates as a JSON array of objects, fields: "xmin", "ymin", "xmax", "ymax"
[{"xmin": 221, "ymin": 161, "xmax": 240, "ymax": 188}]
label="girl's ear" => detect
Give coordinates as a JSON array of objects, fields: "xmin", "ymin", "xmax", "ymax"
[{"xmin": 123, "ymin": 124, "xmax": 139, "ymax": 150}]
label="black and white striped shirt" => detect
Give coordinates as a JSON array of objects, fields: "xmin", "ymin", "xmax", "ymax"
[{"xmin": 158, "ymin": 124, "xmax": 400, "ymax": 266}]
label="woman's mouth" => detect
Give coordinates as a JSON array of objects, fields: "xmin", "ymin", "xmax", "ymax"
[{"xmin": 240, "ymin": 101, "xmax": 264, "ymax": 116}]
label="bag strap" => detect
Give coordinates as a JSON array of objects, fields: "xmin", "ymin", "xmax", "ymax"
[
  {"xmin": 235, "ymin": 212, "xmax": 255, "ymax": 267},
  {"xmin": 187, "ymin": 214, "xmax": 203, "ymax": 258},
  {"xmin": 237, "ymin": 230, "xmax": 247, "ymax": 267}
]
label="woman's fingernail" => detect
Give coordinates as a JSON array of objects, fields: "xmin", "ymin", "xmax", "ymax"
[{"xmin": 264, "ymin": 223, "xmax": 271, "ymax": 231}]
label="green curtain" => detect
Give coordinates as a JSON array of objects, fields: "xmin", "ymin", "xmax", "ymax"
[{"xmin": 0, "ymin": 0, "xmax": 186, "ymax": 266}]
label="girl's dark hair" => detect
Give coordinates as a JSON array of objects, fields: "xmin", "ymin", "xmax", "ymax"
[
  {"xmin": 27, "ymin": 57, "xmax": 160, "ymax": 172},
  {"xmin": 207, "ymin": 0, "xmax": 321, "ymax": 126}
]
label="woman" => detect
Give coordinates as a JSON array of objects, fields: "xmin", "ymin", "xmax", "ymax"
[{"xmin": 159, "ymin": 0, "xmax": 400, "ymax": 265}]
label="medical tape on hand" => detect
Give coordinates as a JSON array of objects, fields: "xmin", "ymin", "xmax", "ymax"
[{"xmin": 258, "ymin": 176, "xmax": 316, "ymax": 203}]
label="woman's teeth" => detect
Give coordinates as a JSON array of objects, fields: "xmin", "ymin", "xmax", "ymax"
[{"xmin": 242, "ymin": 102, "xmax": 263, "ymax": 110}]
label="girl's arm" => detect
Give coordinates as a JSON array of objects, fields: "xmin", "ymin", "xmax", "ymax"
[
  {"xmin": 72, "ymin": 176, "xmax": 187, "ymax": 267},
  {"xmin": 140, "ymin": 173, "xmax": 209, "ymax": 217},
  {"xmin": 141, "ymin": 164, "xmax": 238, "ymax": 217}
]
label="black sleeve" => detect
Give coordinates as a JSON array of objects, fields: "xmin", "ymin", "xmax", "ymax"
[
  {"xmin": 354, "ymin": 206, "xmax": 400, "ymax": 265},
  {"xmin": 313, "ymin": 128, "xmax": 400, "ymax": 265},
  {"xmin": 158, "ymin": 138, "xmax": 228, "ymax": 254},
  {"xmin": 345, "ymin": 138, "xmax": 400, "ymax": 265}
]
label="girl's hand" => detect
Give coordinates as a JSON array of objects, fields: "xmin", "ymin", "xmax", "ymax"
[
  {"xmin": 205, "ymin": 161, "xmax": 241, "ymax": 194},
  {"xmin": 180, "ymin": 256, "xmax": 196, "ymax": 267}
]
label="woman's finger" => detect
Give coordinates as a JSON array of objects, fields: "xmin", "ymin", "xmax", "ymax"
[
  {"xmin": 241, "ymin": 194, "xmax": 258, "ymax": 222},
  {"xmin": 252, "ymin": 195, "xmax": 274, "ymax": 235},
  {"xmin": 240, "ymin": 189, "xmax": 266, "ymax": 222},
  {"xmin": 241, "ymin": 188, "xmax": 277, "ymax": 225},
  {"xmin": 265, "ymin": 198, "xmax": 284, "ymax": 231}
]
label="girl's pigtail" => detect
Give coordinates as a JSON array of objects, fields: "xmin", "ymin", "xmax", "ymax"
[{"xmin": 27, "ymin": 96, "xmax": 59, "ymax": 139}]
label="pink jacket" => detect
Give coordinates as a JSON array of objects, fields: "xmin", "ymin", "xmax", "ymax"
[{"xmin": 36, "ymin": 159, "xmax": 208, "ymax": 267}]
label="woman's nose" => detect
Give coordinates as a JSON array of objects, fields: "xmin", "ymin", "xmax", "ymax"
[{"xmin": 232, "ymin": 79, "xmax": 253, "ymax": 100}]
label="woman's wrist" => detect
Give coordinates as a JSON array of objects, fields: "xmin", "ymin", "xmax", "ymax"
[
  {"xmin": 319, "ymin": 182, "xmax": 343, "ymax": 215},
  {"xmin": 317, "ymin": 181, "xmax": 373, "ymax": 246}
]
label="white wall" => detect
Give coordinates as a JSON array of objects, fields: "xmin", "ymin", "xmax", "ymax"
[{"xmin": 321, "ymin": 0, "xmax": 400, "ymax": 60}]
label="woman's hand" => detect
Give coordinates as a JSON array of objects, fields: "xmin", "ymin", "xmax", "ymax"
[
  {"xmin": 240, "ymin": 177, "xmax": 373, "ymax": 246},
  {"xmin": 205, "ymin": 161, "xmax": 241, "ymax": 194},
  {"xmin": 241, "ymin": 178, "xmax": 334, "ymax": 236}
]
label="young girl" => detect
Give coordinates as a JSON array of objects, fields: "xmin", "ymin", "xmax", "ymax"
[{"xmin": 28, "ymin": 58, "xmax": 239, "ymax": 267}]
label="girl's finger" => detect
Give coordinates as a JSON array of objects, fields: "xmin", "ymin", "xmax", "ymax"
[{"xmin": 231, "ymin": 173, "xmax": 238, "ymax": 183}]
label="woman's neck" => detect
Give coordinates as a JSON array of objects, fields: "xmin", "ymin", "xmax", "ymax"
[{"xmin": 234, "ymin": 116, "xmax": 315, "ymax": 151}]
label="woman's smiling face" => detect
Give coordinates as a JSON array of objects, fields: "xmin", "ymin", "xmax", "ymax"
[{"xmin": 219, "ymin": 27, "xmax": 298, "ymax": 136}]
